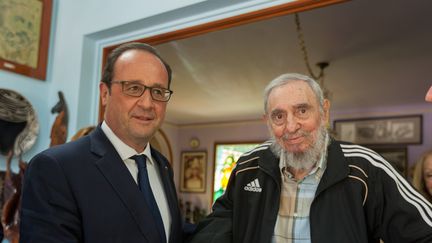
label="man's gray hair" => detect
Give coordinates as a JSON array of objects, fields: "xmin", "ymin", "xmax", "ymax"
[{"xmin": 263, "ymin": 73, "xmax": 325, "ymax": 113}]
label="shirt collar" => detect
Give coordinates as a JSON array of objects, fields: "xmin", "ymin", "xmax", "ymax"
[{"xmin": 101, "ymin": 121, "xmax": 153, "ymax": 164}]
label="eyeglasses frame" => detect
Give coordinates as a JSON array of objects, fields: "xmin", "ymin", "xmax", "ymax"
[{"xmin": 110, "ymin": 80, "xmax": 173, "ymax": 102}]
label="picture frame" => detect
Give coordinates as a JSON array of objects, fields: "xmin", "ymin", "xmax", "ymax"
[
  {"xmin": 0, "ymin": 0, "xmax": 53, "ymax": 80},
  {"xmin": 371, "ymin": 146, "xmax": 408, "ymax": 178},
  {"xmin": 333, "ymin": 115, "xmax": 422, "ymax": 145},
  {"xmin": 212, "ymin": 142, "xmax": 261, "ymax": 203},
  {"xmin": 180, "ymin": 151, "xmax": 207, "ymax": 193}
]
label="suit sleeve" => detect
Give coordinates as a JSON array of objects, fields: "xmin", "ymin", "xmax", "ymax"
[
  {"xmin": 19, "ymin": 153, "xmax": 82, "ymax": 243},
  {"xmin": 186, "ymin": 170, "xmax": 235, "ymax": 243},
  {"xmin": 375, "ymin": 165, "xmax": 432, "ymax": 242}
]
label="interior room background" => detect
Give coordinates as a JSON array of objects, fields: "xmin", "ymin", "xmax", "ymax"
[{"xmin": 1, "ymin": 0, "xmax": 431, "ymax": 230}]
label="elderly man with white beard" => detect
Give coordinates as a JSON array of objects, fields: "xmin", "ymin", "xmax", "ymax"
[{"xmin": 188, "ymin": 73, "xmax": 432, "ymax": 243}]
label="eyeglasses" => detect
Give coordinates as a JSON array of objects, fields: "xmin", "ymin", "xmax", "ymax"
[{"xmin": 111, "ymin": 81, "xmax": 173, "ymax": 102}]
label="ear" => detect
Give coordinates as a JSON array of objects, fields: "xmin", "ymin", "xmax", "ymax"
[
  {"xmin": 262, "ymin": 113, "xmax": 269, "ymax": 123},
  {"xmin": 322, "ymin": 99, "xmax": 331, "ymax": 124},
  {"xmin": 99, "ymin": 82, "xmax": 109, "ymax": 106}
]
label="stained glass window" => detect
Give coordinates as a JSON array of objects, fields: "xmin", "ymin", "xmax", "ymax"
[{"xmin": 213, "ymin": 143, "xmax": 260, "ymax": 202}]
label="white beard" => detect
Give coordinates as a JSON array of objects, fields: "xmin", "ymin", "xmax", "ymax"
[{"xmin": 270, "ymin": 123, "xmax": 328, "ymax": 171}]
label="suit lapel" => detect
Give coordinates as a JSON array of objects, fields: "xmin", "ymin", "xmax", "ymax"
[{"xmin": 89, "ymin": 127, "xmax": 163, "ymax": 242}]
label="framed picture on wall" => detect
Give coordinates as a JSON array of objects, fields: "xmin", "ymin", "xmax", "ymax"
[
  {"xmin": 0, "ymin": 0, "xmax": 53, "ymax": 80},
  {"xmin": 212, "ymin": 142, "xmax": 261, "ymax": 203},
  {"xmin": 333, "ymin": 115, "xmax": 422, "ymax": 145},
  {"xmin": 180, "ymin": 151, "xmax": 207, "ymax": 193}
]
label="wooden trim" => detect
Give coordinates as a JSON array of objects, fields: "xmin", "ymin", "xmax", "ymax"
[
  {"xmin": 0, "ymin": 0, "xmax": 52, "ymax": 80},
  {"xmin": 98, "ymin": 0, "xmax": 346, "ymax": 122},
  {"xmin": 158, "ymin": 128, "xmax": 173, "ymax": 164},
  {"xmin": 37, "ymin": 0, "xmax": 52, "ymax": 80}
]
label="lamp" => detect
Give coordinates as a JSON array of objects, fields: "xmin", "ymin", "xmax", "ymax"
[{"xmin": 294, "ymin": 13, "xmax": 332, "ymax": 100}]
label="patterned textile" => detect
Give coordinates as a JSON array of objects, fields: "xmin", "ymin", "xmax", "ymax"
[
  {"xmin": 272, "ymin": 155, "xmax": 326, "ymax": 243},
  {"xmin": 0, "ymin": 89, "xmax": 39, "ymax": 155}
]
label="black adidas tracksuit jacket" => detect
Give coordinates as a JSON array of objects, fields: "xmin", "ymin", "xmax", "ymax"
[{"xmin": 188, "ymin": 140, "xmax": 432, "ymax": 243}]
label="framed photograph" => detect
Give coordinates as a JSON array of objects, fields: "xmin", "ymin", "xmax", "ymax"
[
  {"xmin": 180, "ymin": 151, "xmax": 207, "ymax": 193},
  {"xmin": 371, "ymin": 147, "xmax": 408, "ymax": 178},
  {"xmin": 0, "ymin": 0, "xmax": 53, "ymax": 80},
  {"xmin": 333, "ymin": 115, "xmax": 422, "ymax": 145},
  {"xmin": 212, "ymin": 142, "xmax": 261, "ymax": 202}
]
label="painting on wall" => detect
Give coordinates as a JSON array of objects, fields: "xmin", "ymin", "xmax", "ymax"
[
  {"xmin": 0, "ymin": 0, "xmax": 53, "ymax": 80},
  {"xmin": 180, "ymin": 151, "xmax": 207, "ymax": 193},
  {"xmin": 333, "ymin": 115, "xmax": 422, "ymax": 145},
  {"xmin": 212, "ymin": 142, "xmax": 261, "ymax": 202}
]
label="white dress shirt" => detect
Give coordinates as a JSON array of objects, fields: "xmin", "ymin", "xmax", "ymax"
[{"xmin": 101, "ymin": 122, "xmax": 171, "ymax": 241}]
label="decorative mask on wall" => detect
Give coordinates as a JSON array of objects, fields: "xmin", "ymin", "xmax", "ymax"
[{"xmin": 0, "ymin": 89, "xmax": 39, "ymax": 156}]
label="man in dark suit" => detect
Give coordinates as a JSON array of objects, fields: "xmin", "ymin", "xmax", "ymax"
[{"xmin": 19, "ymin": 42, "xmax": 183, "ymax": 243}]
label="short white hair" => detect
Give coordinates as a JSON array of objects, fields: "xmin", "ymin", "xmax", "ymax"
[{"xmin": 263, "ymin": 73, "xmax": 325, "ymax": 114}]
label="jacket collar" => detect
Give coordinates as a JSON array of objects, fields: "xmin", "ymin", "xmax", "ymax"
[
  {"xmin": 315, "ymin": 139, "xmax": 350, "ymax": 196},
  {"xmin": 258, "ymin": 146, "xmax": 282, "ymax": 187}
]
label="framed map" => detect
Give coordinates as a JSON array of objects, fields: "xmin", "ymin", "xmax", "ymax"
[{"xmin": 0, "ymin": 0, "xmax": 53, "ymax": 80}]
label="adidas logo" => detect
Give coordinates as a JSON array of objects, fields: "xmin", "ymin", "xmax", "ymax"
[{"xmin": 244, "ymin": 178, "xmax": 262, "ymax": 192}]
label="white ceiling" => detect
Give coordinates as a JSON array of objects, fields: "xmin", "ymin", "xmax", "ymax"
[{"xmin": 157, "ymin": 0, "xmax": 432, "ymax": 126}]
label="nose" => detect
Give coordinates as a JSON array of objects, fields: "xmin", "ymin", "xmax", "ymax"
[
  {"xmin": 284, "ymin": 114, "xmax": 300, "ymax": 133},
  {"xmin": 136, "ymin": 88, "xmax": 154, "ymax": 107}
]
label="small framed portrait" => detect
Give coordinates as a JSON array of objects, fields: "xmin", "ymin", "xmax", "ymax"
[{"xmin": 180, "ymin": 151, "xmax": 207, "ymax": 193}]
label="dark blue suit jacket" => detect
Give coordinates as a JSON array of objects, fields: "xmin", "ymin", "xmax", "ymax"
[{"xmin": 19, "ymin": 126, "xmax": 183, "ymax": 243}]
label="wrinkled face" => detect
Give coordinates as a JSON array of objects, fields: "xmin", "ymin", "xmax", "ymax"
[
  {"xmin": 423, "ymin": 155, "xmax": 432, "ymax": 196},
  {"xmin": 100, "ymin": 50, "xmax": 169, "ymax": 152},
  {"xmin": 265, "ymin": 80, "xmax": 329, "ymax": 154}
]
